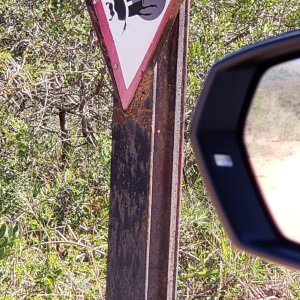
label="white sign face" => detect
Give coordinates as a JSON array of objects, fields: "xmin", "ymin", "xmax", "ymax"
[{"xmin": 94, "ymin": 0, "xmax": 175, "ymax": 109}]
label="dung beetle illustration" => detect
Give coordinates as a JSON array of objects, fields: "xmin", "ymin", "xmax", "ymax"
[{"xmin": 106, "ymin": 0, "xmax": 166, "ymax": 32}]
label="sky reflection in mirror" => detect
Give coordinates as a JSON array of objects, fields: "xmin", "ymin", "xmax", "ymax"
[{"xmin": 244, "ymin": 58, "xmax": 300, "ymax": 244}]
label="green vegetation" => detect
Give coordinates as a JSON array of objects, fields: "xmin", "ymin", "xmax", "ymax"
[
  {"xmin": 1, "ymin": 0, "xmax": 300, "ymax": 299},
  {"xmin": 246, "ymin": 62, "xmax": 300, "ymax": 144}
]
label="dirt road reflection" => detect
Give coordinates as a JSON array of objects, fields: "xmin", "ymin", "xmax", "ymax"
[{"xmin": 249, "ymin": 139, "xmax": 300, "ymax": 244}]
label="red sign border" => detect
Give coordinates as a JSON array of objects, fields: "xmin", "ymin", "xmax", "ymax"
[{"xmin": 94, "ymin": 0, "xmax": 175, "ymax": 109}]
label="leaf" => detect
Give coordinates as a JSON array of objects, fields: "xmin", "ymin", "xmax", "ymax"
[
  {"xmin": 183, "ymin": 269, "xmax": 219, "ymax": 279},
  {"xmin": 0, "ymin": 237, "xmax": 8, "ymax": 248},
  {"xmin": 221, "ymin": 234, "xmax": 229, "ymax": 257},
  {"xmin": 12, "ymin": 224, "xmax": 19, "ymax": 239},
  {"xmin": 0, "ymin": 224, "xmax": 7, "ymax": 239},
  {"xmin": 44, "ymin": 277, "xmax": 53, "ymax": 287},
  {"xmin": 0, "ymin": 247, "xmax": 5, "ymax": 259}
]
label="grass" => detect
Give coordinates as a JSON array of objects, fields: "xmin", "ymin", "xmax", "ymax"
[
  {"xmin": 1, "ymin": 78, "xmax": 300, "ymax": 300},
  {"xmin": 0, "ymin": 110, "xmax": 109, "ymax": 299},
  {"xmin": 2, "ymin": 0, "xmax": 300, "ymax": 298},
  {"xmin": 178, "ymin": 175, "xmax": 300, "ymax": 299}
]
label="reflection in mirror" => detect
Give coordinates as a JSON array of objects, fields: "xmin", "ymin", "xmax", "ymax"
[{"xmin": 244, "ymin": 58, "xmax": 300, "ymax": 244}]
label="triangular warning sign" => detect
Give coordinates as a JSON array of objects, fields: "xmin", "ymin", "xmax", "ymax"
[{"xmin": 94, "ymin": 0, "xmax": 176, "ymax": 109}]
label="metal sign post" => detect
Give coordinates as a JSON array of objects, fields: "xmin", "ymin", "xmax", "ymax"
[{"xmin": 86, "ymin": 0, "xmax": 189, "ymax": 298}]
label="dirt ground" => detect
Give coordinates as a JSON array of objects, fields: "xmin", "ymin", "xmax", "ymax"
[{"xmin": 248, "ymin": 139, "xmax": 300, "ymax": 244}]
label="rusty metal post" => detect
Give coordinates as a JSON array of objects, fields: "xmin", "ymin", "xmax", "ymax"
[
  {"xmin": 147, "ymin": 2, "xmax": 189, "ymax": 298},
  {"xmin": 86, "ymin": 0, "xmax": 189, "ymax": 298},
  {"xmin": 106, "ymin": 3, "xmax": 189, "ymax": 297}
]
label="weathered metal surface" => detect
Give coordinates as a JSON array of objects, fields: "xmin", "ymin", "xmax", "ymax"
[
  {"xmin": 147, "ymin": 2, "xmax": 189, "ymax": 299},
  {"xmin": 106, "ymin": 2, "xmax": 189, "ymax": 297},
  {"xmin": 106, "ymin": 69, "xmax": 155, "ymax": 299},
  {"xmin": 86, "ymin": 0, "xmax": 189, "ymax": 299}
]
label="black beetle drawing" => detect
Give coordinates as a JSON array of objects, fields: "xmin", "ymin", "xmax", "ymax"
[{"xmin": 106, "ymin": 0, "xmax": 166, "ymax": 32}]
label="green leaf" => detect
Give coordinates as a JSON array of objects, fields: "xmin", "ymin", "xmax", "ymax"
[
  {"xmin": 44, "ymin": 277, "xmax": 53, "ymax": 287},
  {"xmin": 12, "ymin": 224, "xmax": 19, "ymax": 239},
  {"xmin": 0, "ymin": 247, "xmax": 5, "ymax": 259},
  {"xmin": 183, "ymin": 269, "xmax": 219, "ymax": 279},
  {"xmin": 0, "ymin": 237, "xmax": 8, "ymax": 248},
  {"xmin": 0, "ymin": 224, "xmax": 7, "ymax": 239}
]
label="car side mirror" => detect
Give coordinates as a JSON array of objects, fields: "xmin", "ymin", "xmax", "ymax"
[{"xmin": 191, "ymin": 30, "xmax": 300, "ymax": 269}]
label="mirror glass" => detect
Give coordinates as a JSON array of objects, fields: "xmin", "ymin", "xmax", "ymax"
[{"xmin": 244, "ymin": 58, "xmax": 300, "ymax": 244}]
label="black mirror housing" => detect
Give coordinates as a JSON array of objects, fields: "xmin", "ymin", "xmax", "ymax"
[{"xmin": 191, "ymin": 30, "xmax": 300, "ymax": 269}]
